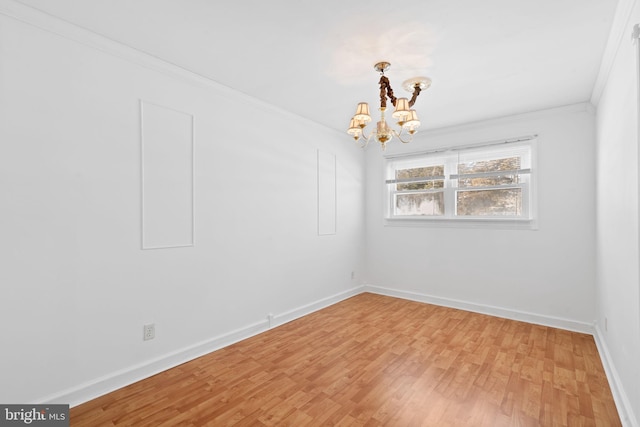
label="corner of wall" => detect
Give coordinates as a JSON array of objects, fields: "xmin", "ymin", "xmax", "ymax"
[{"xmin": 593, "ymin": 324, "xmax": 639, "ymax": 427}]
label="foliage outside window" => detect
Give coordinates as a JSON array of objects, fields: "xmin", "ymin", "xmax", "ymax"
[{"xmin": 385, "ymin": 140, "xmax": 534, "ymax": 222}]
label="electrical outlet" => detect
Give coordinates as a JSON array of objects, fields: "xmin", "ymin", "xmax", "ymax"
[
  {"xmin": 267, "ymin": 313, "xmax": 274, "ymax": 328},
  {"xmin": 351, "ymin": 271, "xmax": 355, "ymax": 280},
  {"xmin": 605, "ymin": 317, "xmax": 608, "ymax": 332},
  {"xmin": 143, "ymin": 323, "xmax": 155, "ymax": 341}
]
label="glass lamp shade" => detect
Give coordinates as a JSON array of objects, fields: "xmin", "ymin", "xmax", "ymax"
[
  {"xmin": 392, "ymin": 98, "xmax": 411, "ymax": 120},
  {"xmin": 402, "ymin": 110, "xmax": 421, "ymax": 129},
  {"xmin": 347, "ymin": 118, "xmax": 363, "ymax": 138},
  {"xmin": 354, "ymin": 102, "xmax": 371, "ymax": 122}
]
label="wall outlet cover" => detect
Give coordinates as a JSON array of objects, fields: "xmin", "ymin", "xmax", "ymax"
[{"xmin": 143, "ymin": 323, "xmax": 155, "ymax": 341}]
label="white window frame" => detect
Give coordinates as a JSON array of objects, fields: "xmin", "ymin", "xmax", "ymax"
[{"xmin": 384, "ymin": 137, "xmax": 537, "ymax": 229}]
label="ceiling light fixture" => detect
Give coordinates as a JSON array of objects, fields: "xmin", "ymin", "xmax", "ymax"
[{"xmin": 348, "ymin": 62, "xmax": 431, "ymax": 150}]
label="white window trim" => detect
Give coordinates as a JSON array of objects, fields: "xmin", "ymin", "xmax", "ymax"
[{"xmin": 383, "ymin": 136, "xmax": 538, "ymax": 230}]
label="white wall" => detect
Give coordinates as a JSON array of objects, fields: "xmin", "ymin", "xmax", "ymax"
[
  {"xmin": 0, "ymin": 12, "xmax": 365, "ymax": 404},
  {"xmin": 2, "ymin": 3, "xmax": 637, "ymax": 423},
  {"xmin": 594, "ymin": 1, "xmax": 640, "ymax": 424},
  {"xmin": 365, "ymin": 104, "xmax": 597, "ymax": 329}
]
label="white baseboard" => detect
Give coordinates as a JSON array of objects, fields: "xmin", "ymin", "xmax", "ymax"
[
  {"xmin": 45, "ymin": 283, "xmax": 635, "ymax": 427},
  {"xmin": 41, "ymin": 320, "xmax": 270, "ymax": 407},
  {"xmin": 365, "ymin": 285, "xmax": 639, "ymax": 426},
  {"xmin": 271, "ymin": 286, "xmax": 365, "ymax": 328},
  {"xmin": 593, "ymin": 324, "xmax": 639, "ymax": 427},
  {"xmin": 364, "ymin": 285, "xmax": 594, "ymax": 334},
  {"xmin": 41, "ymin": 285, "xmax": 365, "ymax": 408}
]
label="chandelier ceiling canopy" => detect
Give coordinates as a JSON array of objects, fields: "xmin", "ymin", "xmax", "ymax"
[{"xmin": 348, "ymin": 62, "xmax": 431, "ymax": 150}]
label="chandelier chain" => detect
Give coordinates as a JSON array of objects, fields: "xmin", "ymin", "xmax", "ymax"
[
  {"xmin": 379, "ymin": 76, "xmax": 397, "ymax": 109},
  {"xmin": 408, "ymin": 85, "xmax": 421, "ymax": 107}
]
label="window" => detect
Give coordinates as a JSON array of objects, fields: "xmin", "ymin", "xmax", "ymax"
[{"xmin": 385, "ymin": 139, "xmax": 535, "ymax": 224}]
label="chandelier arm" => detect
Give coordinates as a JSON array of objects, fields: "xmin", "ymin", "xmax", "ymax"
[
  {"xmin": 392, "ymin": 129, "xmax": 413, "ymax": 144},
  {"xmin": 354, "ymin": 123, "xmax": 374, "ymax": 146},
  {"xmin": 408, "ymin": 85, "xmax": 422, "ymax": 107},
  {"xmin": 360, "ymin": 126, "xmax": 372, "ymax": 141},
  {"xmin": 359, "ymin": 130, "xmax": 374, "ymax": 148}
]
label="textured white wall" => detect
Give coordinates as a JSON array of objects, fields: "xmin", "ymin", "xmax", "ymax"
[
  {"xmin": 0, "ymin": 14, "xmax": 365, "ymax": 404},
  {"xmin": 595, "ymin": 2, "xmax": 640, "ymax": 424},
  {"xmin": 365, "ymin": 104, "xmax": 597, "ymax": 326}
]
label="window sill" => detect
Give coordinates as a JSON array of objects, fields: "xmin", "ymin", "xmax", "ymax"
[{"xmin": 383, "ymin": 217, "xmax": 538, "ymax": 230}]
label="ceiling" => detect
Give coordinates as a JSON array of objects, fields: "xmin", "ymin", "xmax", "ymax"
[{"xmin": 15, "ymin": 0, "xmax": 619, "ymax": 132}]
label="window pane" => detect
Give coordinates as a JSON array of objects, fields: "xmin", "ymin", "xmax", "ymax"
[
  {"xmin": 385, "ymin": 141, "xmax": 534, "ymax": 222},
  {"xmin": 395, "ymin": 192, "xmax": 444, "ymax": 216},
  {"xmin": 456, "ymin": 188, "xmax": 522, "ymax": 216},
  {"xmin": 396, "ymin": 165, "xmax": 444, "ymax": 191},
  {"xmin": 457, "ymin": 156, "xmax": 522, "ymax": 188},
  {"xmin": 458, "ymin": 173, "xmax": 520, "ymax": 188},
  {"xmin": 458, "ymin": 156, "xmax": 520, "ymax": 174}
]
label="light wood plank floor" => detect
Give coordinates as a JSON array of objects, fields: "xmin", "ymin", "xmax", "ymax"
[{"xmin": 71, "ymin": 293, "xmax": 621, "ymax": 426}]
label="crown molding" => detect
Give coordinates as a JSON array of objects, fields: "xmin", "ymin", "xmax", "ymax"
[
  {"xmin": 0, "ymin": 0, "xmax": 343, "ymax": 137},
  {"xmin": 410, "ymin": 102, "xmax": 592, "ymax": 140},
  {"xmin": 590, "ymin": 0, "xmax": 638, "ymax": 105}
]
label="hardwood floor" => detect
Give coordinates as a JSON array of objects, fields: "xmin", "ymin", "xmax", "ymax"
[{"xmin": 70, "ymin": 293, "xmax": 621, "ymax": 426}]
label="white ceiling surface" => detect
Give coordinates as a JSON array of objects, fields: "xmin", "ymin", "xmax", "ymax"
[{"xmin": 15, "ymin": 0, "xmax": 618, "ymax": 132}]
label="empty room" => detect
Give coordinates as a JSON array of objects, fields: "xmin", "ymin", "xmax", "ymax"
[{"xmin": 1, "ymin": 0, "xmax": 639, "ymax": 425}]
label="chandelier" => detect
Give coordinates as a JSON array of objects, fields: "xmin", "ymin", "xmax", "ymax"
[{"xmin": 347, "ymin": 62, "xmax": 431, "ymax": 150}]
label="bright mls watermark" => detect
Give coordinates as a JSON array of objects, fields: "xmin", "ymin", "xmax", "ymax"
[{"xmin": 0, "ymin": 405, "xmax": 69, "ymax": 426}]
